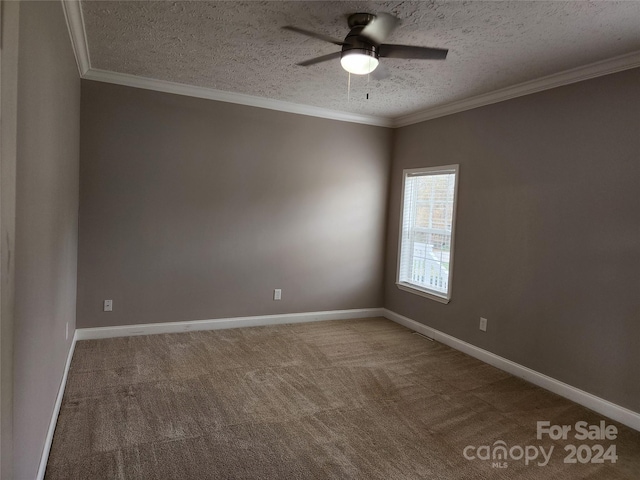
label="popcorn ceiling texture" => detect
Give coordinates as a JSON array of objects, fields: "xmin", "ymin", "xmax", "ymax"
[{"xmin": 82, "ymin": 1, "xmax": 640, "ymax": 118}]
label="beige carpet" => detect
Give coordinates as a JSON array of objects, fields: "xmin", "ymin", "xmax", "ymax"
[{"xmin": 46, "ymin": 317, "xmax": 639, "ymax": 479}]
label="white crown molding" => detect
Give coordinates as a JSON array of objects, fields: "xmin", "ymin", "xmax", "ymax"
[
  {"xmin": 62, "ymin": 2, "xmax": 639, "ymax": 129},
  {"xmin": 83, "ymin": 68, "xmax": 394, "ymax": 128},
  {"xmin": 393, "ymin": 50, "xmax": 640, "ymax": 127},
  {"xmin": 75, "ymin": 308, "xmax": 385, "ymax": 340},
  {"xmin": 383, "ymin": 309, "xmax": 640, "ymax": 432},
  {"xmin": 61, "ymin": 0, "xmax": 90, "ymax": 76},
  {"xmin": 81, "ymin": 50, "xmax": 640, "ymax": 129}
]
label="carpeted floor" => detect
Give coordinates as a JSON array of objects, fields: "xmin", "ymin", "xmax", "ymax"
[{"xmin": 46, "ymin": 317, "xmax": 639, "ymax": 479}]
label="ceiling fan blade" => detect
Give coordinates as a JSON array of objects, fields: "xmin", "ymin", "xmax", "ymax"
[
  {"xmin": 379, "ymin": 44, "xmax": 448, "ymax": 60},
  {"xmin": 297, "ymin": 51, "xmax": 342, "ymax": 67},
  {"xmin": 359, "ymin": 13, "xmax": 399, "ymax": 45},
  {"xmin": 282, "ymin": 26, "xmax": 346, "ymax": 46}
]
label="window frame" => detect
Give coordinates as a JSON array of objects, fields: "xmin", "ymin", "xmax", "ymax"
[{"xmin": 395, "ymin": 164, "xmax": 460, "ymax": 304}]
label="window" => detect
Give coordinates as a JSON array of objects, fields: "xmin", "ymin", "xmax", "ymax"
[{"xmin": 397, "ymin": 165, "xmax": 459, "ymax": 303}]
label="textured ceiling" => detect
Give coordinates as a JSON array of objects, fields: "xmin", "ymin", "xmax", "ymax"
[{"xmin": 81, "ymin": 1, "xmax": 640, "ymax": 119}]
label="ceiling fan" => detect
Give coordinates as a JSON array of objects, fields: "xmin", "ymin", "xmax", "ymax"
[{"xmin": 283, "ymin": 13, "xmax": 448, "ymax": 76}]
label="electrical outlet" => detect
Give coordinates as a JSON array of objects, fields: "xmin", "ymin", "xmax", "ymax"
[
  {"xmin": 479, "ymin": 317, "xmax": 488, "ymax": 332},
  {"xmin": 273, "ymin": 289, "xmax": 282, "ymax": 301},
  {"xmin": 104, "ymin": 299, "xmax": 113, "ymax": 312}
]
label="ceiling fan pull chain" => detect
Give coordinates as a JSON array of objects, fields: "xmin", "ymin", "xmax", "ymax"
[{"xmin": 347, "ymin": 72, "xmax": 351, "ymax": 102}]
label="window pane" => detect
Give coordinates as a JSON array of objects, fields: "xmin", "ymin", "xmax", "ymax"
[{"xmin": 398, "ymin": 167, "xmax": 458, "ymax": 300}]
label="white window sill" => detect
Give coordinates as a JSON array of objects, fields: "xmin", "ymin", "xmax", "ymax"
[{"xmin": 396, "ymin": 283, "xmax": 451, "ymax": 304}]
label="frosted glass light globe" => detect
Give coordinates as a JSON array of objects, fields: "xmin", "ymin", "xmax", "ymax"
[{"xmin": 340, "ymin": 53, "xmax": 379, "ymax": 75}]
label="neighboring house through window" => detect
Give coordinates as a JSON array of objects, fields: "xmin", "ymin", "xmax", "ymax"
[{"xmin": 397, "ymin": 165, "xmax": 459, "ymax": 303}]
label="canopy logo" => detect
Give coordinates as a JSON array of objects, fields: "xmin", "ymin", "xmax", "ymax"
[{"xmin": 463, "ymin": 441, "xmax": 553, "ymax": 468}]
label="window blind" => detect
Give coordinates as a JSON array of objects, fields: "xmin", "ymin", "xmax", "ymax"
[{"xmin": 398, "ymin": 166, "xmax": 458, "ymax": 299}]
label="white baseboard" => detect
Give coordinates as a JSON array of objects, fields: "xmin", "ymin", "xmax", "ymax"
[
  {"xmin": 37, "ymin": 331, "xmax": 78, "ymax": 480},
  {"xmin": 76, "ymin": 308, "xmax": 385, "ymax": 340},
  {"xmin": 38, "ymin": 308, "xmax": 382, "ymax": 474},
  {"xmin": 382, "ymin": 309, "xmax": 640, "ymax": 432},
  {"xmin": 43, "ymin": 305, "xmax": 637, "ymax": 480}
]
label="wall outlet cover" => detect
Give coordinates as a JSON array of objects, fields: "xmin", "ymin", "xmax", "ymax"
[{"xmin": 479, "ymin": 317, "xmax": 488, "ymax": 332}]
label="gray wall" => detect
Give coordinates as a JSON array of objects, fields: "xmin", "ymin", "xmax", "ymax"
[
  {"xmin": 13, "ymin": 2, "xmax": 80, "ymax": 478},
  {"xmin": 385, "ymin": 68, "xmax": 640, "ymax": 412},
  {"xmin": 77, "ymin": 81, "xmax": 391, "ymax": 328},
  {"xmin": 1, "ymin": 1, "xmax": 21, "ymax": 477}
]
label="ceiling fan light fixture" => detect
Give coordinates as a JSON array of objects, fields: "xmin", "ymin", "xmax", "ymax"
[{"xmin": 340, "ymin": 51, "xmax": 379, "ymax": 75}]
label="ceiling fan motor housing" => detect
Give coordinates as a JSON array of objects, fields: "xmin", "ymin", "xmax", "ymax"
[
  {"xmin": 341, "ymin": 26, "xmax": 379, "ymax": 62},
  {"xmin": 341, "ymin": 14, "xmax": 380, "ymax": 62}
]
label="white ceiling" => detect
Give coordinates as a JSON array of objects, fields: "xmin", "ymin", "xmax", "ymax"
[{"xmin": 76, "ymin": 1, "xmax": 640, "ymax": 124}]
